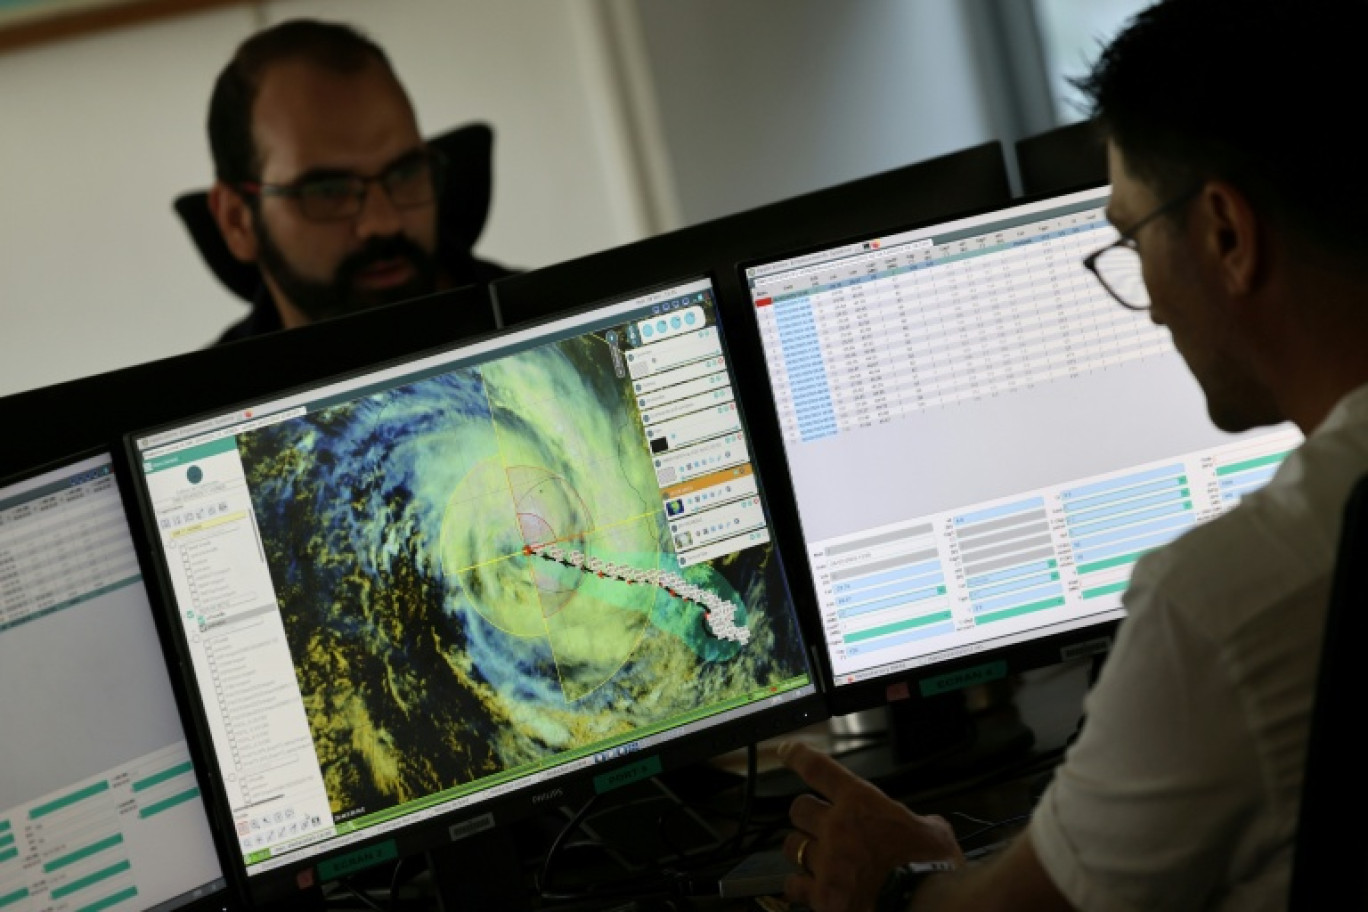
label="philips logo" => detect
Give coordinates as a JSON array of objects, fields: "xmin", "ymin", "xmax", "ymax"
[{"xmin": 530, "ymin": 788, "xmax": 565, "ymax": 806}]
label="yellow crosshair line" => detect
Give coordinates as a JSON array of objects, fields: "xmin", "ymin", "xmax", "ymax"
[{"xmin": 446, "ymin": 506, "xmax": 663, "ymax": 576}]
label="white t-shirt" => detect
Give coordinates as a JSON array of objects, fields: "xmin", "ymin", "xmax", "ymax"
[{"xmin": 1030, "ymin": 383, "xmax": 1368, "ymax": 911}]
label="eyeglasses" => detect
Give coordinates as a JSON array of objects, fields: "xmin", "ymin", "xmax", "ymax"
[
  {"xmin": 1082, "ymin": 186, "xmax": 1200, "ymax": 310},
  {"xmin": 237, "ymin": 149, "xmax": 445, "ymax": 222}
]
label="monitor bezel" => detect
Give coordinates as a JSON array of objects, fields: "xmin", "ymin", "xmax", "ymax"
[
  {"xmin": 731, "ymin": 182, "xmax": 1124, "ymax": 717},
  {"xmin": 122, "ymin": 274, "xmax": 828, "ymax": 905}
]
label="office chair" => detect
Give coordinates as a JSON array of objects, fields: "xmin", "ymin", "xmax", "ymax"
[
  {"xmin": 1287, "ymin": 471, "xmax": 1368, "ymax": 909},
  {"xmin": 172, "ymin": 121, "xmax": 499, "ymax": 303}
]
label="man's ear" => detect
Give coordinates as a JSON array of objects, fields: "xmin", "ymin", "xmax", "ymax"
[
  {"xmin": 209, "ymin": 181, "xmax": 260, "ymax": 263},
  {"xmin": 1194, "ymin": 180, "xmax": 1264, "ymax": 298}
]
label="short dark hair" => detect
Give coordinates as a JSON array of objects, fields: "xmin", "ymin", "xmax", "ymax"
[
  {"xmin": 1075, "ymin": 0, "xmax": 1368, "ymax": 260},
  {"xmin": 208, "ymin": 19, "xmax": 395, "ymax": 184}
]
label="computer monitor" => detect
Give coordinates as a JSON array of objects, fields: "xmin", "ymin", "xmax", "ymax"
[
  {"xmin": 124, "ymin": 276, "xmax": 825, "ymax": 905},
  {"xmin": 491, "ymin": 142, "xmax": 1011, "ymax": 331},
  {"xmin": 739, "ymin": 183, "xmax": 1303, "ymax": 719},
  {"xmin": 1014, "ymin": 121, "xmax": 1108, "ymax": 198},
  {"xmin": 0, "ymin": 451, "xmax": 231, "ymax": 912}
]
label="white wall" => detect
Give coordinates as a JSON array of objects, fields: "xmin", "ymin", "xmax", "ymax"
[
  {"xmin": 0, "ymin": 0, "xmax": 646, "ymax": 397},
  {"xmin": 634, "ymin": 0, "xmax": 996, "ymax": 226}
]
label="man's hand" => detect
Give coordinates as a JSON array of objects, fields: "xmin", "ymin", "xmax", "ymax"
[{"xmin": 778, "ymin": 740, "xmax": 964, "ymax": 912}]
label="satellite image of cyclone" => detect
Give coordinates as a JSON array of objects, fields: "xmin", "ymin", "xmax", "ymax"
[{"xmin": 236, "ymin": 331, "xmax": 809, "ymax": 820}]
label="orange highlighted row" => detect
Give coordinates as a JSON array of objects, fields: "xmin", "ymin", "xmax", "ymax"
[{"xmin": 661, "ymin": 463, "xmax": 753, "ymax": 501}]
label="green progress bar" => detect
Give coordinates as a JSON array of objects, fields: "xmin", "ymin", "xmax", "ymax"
[
  {"xmin": 977, "ymin": 595, "xmax": 1065, "ymax": 624},
  {"xmin": 29, "ymin": 780, "xmax": 109, "ymax": 820},
  {"xmin": 139, "ymin": 787, "xmax": 201, "ymax": 819},
  {"xmin": 0, "ymin": 833, "xmax": 14, "ymax": 849},
  {"xmin": 1083, "ymin": 581, "xmax": 1129, "ymax": 599},
  {"xmin": 76, "ymin": 886, "xmax": 138, "ymax": 912},
  {"xmin": 844, "ymin": 611, "xmax": 953, "ymax": 644},
  {"xmin": 0, "ymin": 849, "xmax": 17, "ymax": 865},
  {"xmin": 0, "ymin": 819, "xmax": 9, "ymax": 832},
  {"xmin": 132, "ymin": 762, "xmax": 194, "ymax": 793},
  {"xmin": 0, "ymin": 888, "xmax": 30, "ymax": 908},
  {"xmin": 44, "ymin": 833, "xmax": 124, "ymax": 873},
  {"xmin": 52, "ymin": 860, "xmax": 132, "ymax": 900},
  {"xmin": 1215, "ymin": 451, "xmax": 1291, "ymax": 476},
  {"xmin": 1076, "ymin": 548, "xmax": 1156, "ymax": 575}
]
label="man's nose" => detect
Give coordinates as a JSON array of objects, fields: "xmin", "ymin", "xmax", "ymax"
[{"xmin": 354, "ymin": 180, "xmax": 403, "ymax": 238}]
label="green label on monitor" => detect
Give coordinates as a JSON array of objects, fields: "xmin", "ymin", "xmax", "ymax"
[
  {"xmin": 142, "ymin": 437, "xmax": 238, "ymax": 473},
  {"xmin": 593, "ymin": 756, "xmax": 662, "ymax": 794},
  {"xmin": 918, "ymin": 661, "xmax": 1008, "ymax": 697},
  {"xmin": 317, "ymin": 840, "xmax": 398, "ymax": 881}
]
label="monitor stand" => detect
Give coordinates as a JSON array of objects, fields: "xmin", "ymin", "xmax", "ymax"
[
  {"xmin": 845, "ymin": 683, "xmax": 1035, "ymax": 795},
  {"xmin": 757, "ymin": 681, "xmax": 1035, "ymax": 802},
  {"xmin": 421, "ymin": 778, "xmax": 724, "ymax": 910},
  {"xmin": 426, "ymin": 827, "xmax": 534, "ymax": 912}
]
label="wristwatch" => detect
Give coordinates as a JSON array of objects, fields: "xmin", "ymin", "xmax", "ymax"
[{"xmin": 875, "ymin": 861, "xmax": 955, "ymax": 912}]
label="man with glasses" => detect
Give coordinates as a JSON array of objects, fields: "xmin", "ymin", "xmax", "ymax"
[
  {"xmin": 775, "ymin": 1, "xmax": 1368, "ymax": 909},
  {"xmin": 206, "ymin": 19, "xmax": 511, "ymax": 342}
]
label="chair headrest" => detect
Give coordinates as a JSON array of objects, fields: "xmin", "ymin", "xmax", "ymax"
[{"xmin": 174, "ymin": 121, "xmax": 496, "ymax": 304}]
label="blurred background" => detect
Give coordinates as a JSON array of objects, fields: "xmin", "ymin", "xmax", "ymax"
[{"xmin": 0, "ymin": 0, "xmax": 1148, "ymax": 398}]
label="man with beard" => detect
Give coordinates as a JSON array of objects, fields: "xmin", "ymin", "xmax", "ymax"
[{"xmin": 206, "ymin": 19, "xmax": 511, "ymax": 342}]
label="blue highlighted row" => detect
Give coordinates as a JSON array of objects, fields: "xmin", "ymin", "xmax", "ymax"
[
  {"xmin": 955, "ymin": 496, "xmax": 1045, "ymax": 527},
  {"xmin": 968, "ymin": 569, "xmax": 1058, "ymax": 601},
  {"xmin": 1222, "ymin": 476, "xmax": 1276, "ymax": 502},
  {"xmin": 1063, "ymin": 476, "xmax": 1185, "ymax": 513},
  {"xmin": 835, "ymin": 570, "xmax": 944, "ymax": 606},
  {"xmin": 1074, "ymin": 525, "xmax": 1191, "ymax": 565},
  {"xmin": 845, "ymin": 621, "xmax": 956, "ymax": 657},
  {"xmin": 838, "ymin": 585, "xmax": 947, "ymax": 620},
  {"xmin": 1219, "ymin": 465, "xmax": 1277, "ymax": 490},
  {"xmin": 833, "ymin": 558, "xmax": 943, "ymax": 594},
  {"xmin": 1065, "ymin": 487, "xmax": 1189, "ymax": 526},
  {"xmin": 973, "ymin": 582, "xmax": 1063, "ymax": 614},
  {"xmin": 1062, "ymin": 464, "xmax": 1185, "ymax": 500},
  {"xmin": 1071, "ymin": 513, "xmax": 1192, "ymax": 553},
  {"xmin": 1067, "ymin": 500, "xmax": 1192, "ymax": 538}
]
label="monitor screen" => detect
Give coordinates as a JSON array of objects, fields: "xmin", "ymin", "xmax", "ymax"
[
  {"xmin": 741, "ymin": 184, "xmax": 1302, "ymax": 711},
  {"xmin": 0, "ymin": 452, "xmax": 229, "ymax": 912},
  {"xmin": 126, "ymin": 276, "xmax": 822, "ymax": 901}
]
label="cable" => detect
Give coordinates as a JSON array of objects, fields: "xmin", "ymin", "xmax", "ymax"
[
  {"xmin": 953, "ymin": 812, "xmax": 1032, "ymax": 848},
  {"xmin": 386, "ymin": 856, "xmax": 415, "ymax": 912},
  {"xmin": 334, "ymin": 877, "xmax": 385, "ymax": 912},
  {"xmin": 537, "ymin": 793, "xmax": 603, "ymax": 897},
  {"xmin": 724, "ymin": 742, "xmax": 758, "ymax": 859}
]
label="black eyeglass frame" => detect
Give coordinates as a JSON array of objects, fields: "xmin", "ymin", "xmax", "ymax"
[
  {"xmin": 235, "ymin": 147, "xmax": 447, "ymax": 223},
  {"xmin": 1082, "ymin": 185, "xmax": 1201, "ymax": 310}
]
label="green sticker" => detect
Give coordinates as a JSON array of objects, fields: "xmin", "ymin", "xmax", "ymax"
[
  {"xmin": 918, "ymin": 660, "xmax": 1008, "ymax": 697},
  {"xmin": 593, "ymin": 756, "xmax": 663, "ymax": 794},
  {"xmin": 317, "ymin": 840, "xmax": 398, "ymax": 881}
]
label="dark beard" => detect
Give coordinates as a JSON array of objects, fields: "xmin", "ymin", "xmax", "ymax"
[{"xmin": 254, "ymin": 219, "xmax": 439, "ymax": 323}]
